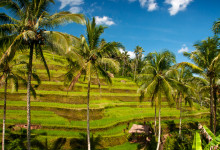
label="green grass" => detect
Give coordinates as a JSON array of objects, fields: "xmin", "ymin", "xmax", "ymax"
[
  {"xmin": 32, "ymin": 124, "xmax": 127, "ymax": 138},
  {"xmin": 0, "ymin": 100, "xmax": 170, "ymax": 109},
  {"xmin": 0, "ymin": 110, "xmax": 69, "ymax": 126},
  {"xmin": 108, "ymin": 142, "xmax": 138, "ymax": 150},
  {"xmin": 16, "ymin": 117, "xmax": 207, "ymax": 139},
  {"xmin": 0, "ymin": 106, "xmax": 206, "ymax": 129},
  {"xmin": 0, "ymin": 89, "xmax": 140, "ymax": 97},
  {"xmin": 31, "ymin": 81, "xmax": 138, "ymax": 90}
]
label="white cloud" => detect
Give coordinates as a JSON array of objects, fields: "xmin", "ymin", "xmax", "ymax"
[
  {"xmin": 165, "ymin": 0, "xmax": 193, "ymax": 16},
  {"xmin": 127, "ymin": 0, "xmax": 158, "ymax": 11},
  {"xmin": 178, "ymin": 44, "xmax": 189, "ymax": 53},
  {"xmin": 139, "ymin": 0, "xmax": 158, "ymax": 11},
  {"xmin": 128, "ymin": 51, "xmax": 136, "ymax": 59},
  {"xmin": 119, "ymin": 48, "xmax": 136, "ymax": 59},
  {"xmin": 147, "ymin": 0, "xmax": 158, "ymax": 11},
  {"xmin": 57, "ymin": 0, "xmax": 83, "ymax": 13},
  {"xmin": 139, "ymin": 0, "xmax": 147, "ymax": 7},
  {"xmin": 95, "ymin": 16, "xmax": 115, "ymax": 26},
  {"xmin": 119, "ymin": 48, "xmax": 124, "ymax": 53},
  {"xmin": 69, "ymin": 7, "xmax": 82, "ymax": 13}
]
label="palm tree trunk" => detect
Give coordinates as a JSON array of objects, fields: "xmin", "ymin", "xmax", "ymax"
[
  {"xmin": 134, "ymin": 64, "xmax": 136, "ymax": 80},
  {"xmin": 179, "ymin": 93, "xmax": 182, "ymax": 136},
  {"xmin": 209, "ymin": 76, "xmax": 214, "ymax": 133},
  {"xmin": 154, "ymin": 103, "xmax": 157, "ymax": 136},
  {"xmin": 213, "ymin": 85, "xmax": 217, "ymax": 135},
  {"xmin": 156, "ymin": 105, "xmax": 161, "ymax": 150},
  {"xmin": 176, "ymin": 92, "xmax": 180, "ymax": 109},
  {"xmin": 2, "ymin": 77, "xmax": 7, "ymax": 150},
  {"xmin": 134, "ymin": 58, "xmax": 138, "ymax": 80},
  {"xmin": 122, "ymin": 60, "xmax": 125, "ymax": 76},
  {"xmin": 87, "ymin": 75, "xmax": 91, "ymax": 150},
  {"xmin": 27, "ymin": 43, "xmax": 34, "ymax": 150}
]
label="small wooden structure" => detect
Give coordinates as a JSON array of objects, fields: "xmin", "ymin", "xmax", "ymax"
[
  {"xmin": 128, "ymin": 124, "xmax": 151, "ymax": 143},
  {"xmin": 9, "ymin": 124, "xmax": 41, "ymax": 130}
]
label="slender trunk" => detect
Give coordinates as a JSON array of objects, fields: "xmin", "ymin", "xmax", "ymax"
[
  {"xmin": 134, "ymin": 63, "xmax": 136, "ymax": 80},
  {"xmin": 209, "ymin": 76, "xmax": 214, "ymax": 133},
  {"xmin": 134, "ymin": 58, "xmax": 138, "ymax": 80},
  {"xmin": 122, "ymin": 60, "xmax": 125, "ymax": 76},
  {"xmin": 156, "ymin": 105, "xmax": 161, "ymax": 150},
  {"xmin": 213, "ymin": 85, "xmax": 217, "ymax": 135},
  {"xmin": 156, "ymin": 91, "xmax": 161, "ymax": 150},
  {"xmin": 2, "ymin": 77, "xmax": 7, "ymax": 150},
  {"xmin": 105, "ymin": 63, "xmax": 106, "ymax": 71},
  {"xmin": 154, "ymin": 103, "xmax": 157, "ymax": 136},
  {"xmin": 27, "ymin": 43, "xmax": 34, "ymax": 150},
  {"xmin": 176, "ymin": 92, "xmax": 180, "ymax": 109},
  {"xmin": 87, "ymin": 74, "xmax": 91, "ymax": 150},
  {"xmin": 179, "ymin": 93, "xmax": 182, "ymax": 136}
]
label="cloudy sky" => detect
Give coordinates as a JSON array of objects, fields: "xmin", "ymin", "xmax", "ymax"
[{"xmin": 1, "ymin": 0, "xmax": 219, "ymax": 62}]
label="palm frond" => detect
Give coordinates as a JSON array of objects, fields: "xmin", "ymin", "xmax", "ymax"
[
  {"xmin": 8, "ymin": 74, "xmax": 18, "ymax": 91},
  {"xmin": 175, "ymin": 62, "xmax": 203, "ymax": 73},
  {"xmin": 97, "ymin": 64, "xmax": 112, "ymax": 85},
  {"xmin": 101, "ymin": 58, "xmax": 120, "ymax": 73},
  {"xmin": 161, "ymin": 76, "xmax": 175, "ymax": 106},
  {"xmin": 68, "ymin": 69, "xmax": 83, "ymax": 91},
  {"xmin": 40, "ymin": 12, "xmax": 85, "ymax": 29},
  {"xmin": 43, "ymin": 31, "xmax": 70, "ymax": 54},
  {"xmin": 32, "ymin": 73, "xmax": 41, "ymax": 88},
  {"xmin": 37, "ymin": 45, "xmax": 50, "ymax": 80},
  {"xmin": 0, "ymin": 33, "xmax": 24, "ymax": 66}
]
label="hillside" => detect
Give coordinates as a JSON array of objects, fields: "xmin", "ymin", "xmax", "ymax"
[{"xmin": 0, "ymin": 51, "xmax": 209, "ymax": 149}]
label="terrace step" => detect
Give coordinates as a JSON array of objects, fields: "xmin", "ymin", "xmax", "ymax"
[{"xmin": 0, "ymin": 92, "xmax": 168, "ymax": 104}]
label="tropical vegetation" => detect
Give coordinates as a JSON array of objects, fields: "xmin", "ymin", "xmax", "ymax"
[{"xmin": 0, "ymin": 0, "xmax": 219, "ymax": 150}]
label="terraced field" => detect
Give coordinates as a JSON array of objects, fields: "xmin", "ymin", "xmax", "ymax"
[{"xmin": 0, "ymin": 51, "xmax": 209, "ymax": 149}]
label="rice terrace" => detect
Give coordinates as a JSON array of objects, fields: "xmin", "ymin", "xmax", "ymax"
[{"xmin": 0, "ymin": 0, "xmax": 219, "ymax": 150}]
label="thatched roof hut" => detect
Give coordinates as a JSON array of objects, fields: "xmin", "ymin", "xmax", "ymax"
[{"xmin": 129, "ymin": 124, "xmax": 150, "ymax": 134}]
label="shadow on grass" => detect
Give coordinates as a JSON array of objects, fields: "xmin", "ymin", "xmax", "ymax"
[
  {"xmin": 32, "ymin": 137, "xmax": 67, "ymax": 150},
  {"xmin": 70, "ymin": 133, "xmax": 102, "ymax": 150},
  {"xmin": 164, "ymin": 120, "xmax": 176, "ymax": 133}
]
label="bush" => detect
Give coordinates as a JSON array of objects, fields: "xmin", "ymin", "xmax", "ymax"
[{"xmin": 164, "ymin": 133, "xmax": 193, "ymax": 150}]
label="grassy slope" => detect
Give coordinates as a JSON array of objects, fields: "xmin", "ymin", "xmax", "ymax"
[{"xmin": 1, "ymin": 51, "xmax": 209, "ymax": 149}]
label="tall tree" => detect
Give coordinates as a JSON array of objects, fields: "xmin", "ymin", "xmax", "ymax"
[
  {"xmin": 0, "ymin": 51, "xmax": 39, "ymax": 150},
  {"xmin": 172, "ymin": 65, "xmax": 198, "ymax": 136},
  {"xmin": 184, "ymin": 36, "xmax": 220, "ymax": 134},
  {"xmin": 134, "ymin": 46, "xmax": 144, "ymax": 80},
  {"xmin": 0, "ymin": 0, "xmax": 85, "ymax": 149},
  {"xmin": 64, "ymin": 18, "xmax": 121, "ymax": 150},
  {"xmin": 213, "ymin": 19, "xmax": 220, "ymax": 34},
  {"xmin": 137, "ymin": 51, "xmax": 176, "ymax": 150},
  {"xmin": 121, "ymin": 50, "xmax": 130, "ymax": 76}
]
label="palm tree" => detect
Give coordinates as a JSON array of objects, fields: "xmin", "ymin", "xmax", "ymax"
[
  {"xmin": 137, "ymin": 50, "xmax": 176, "ymax": 150},
  {"xmin": 172, "ymin": 65, "xmax": 196, "ymax": 136},
  {"xmin": 121, "ymin": 50, "xmax": 130, "ymax": 76},
  {"xmin": 0, "ymin": 50, "xmax": 40, "ymax": 150},
  {"xmin": 134, "ymin": 46, "xmax": 144, "ymax": 80},
  {"xmin": 184, "ymin": 36, "xmax": 220, "ymax": 134},
  {"xmin": 0, "ymin": 0, "xmax": 85, "ymax": 149},
  {"xmin": 213, "ymin": 19, "xmax": 220, "ymax": 34},
  {"xmin": 64, "ymin": 18, "xmax": 121, "ymax": 150}
]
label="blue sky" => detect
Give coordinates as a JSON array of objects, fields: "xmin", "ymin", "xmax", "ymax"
[{"xmin": 1, "ymin": 0, "xmax": 220, "ymax": 62}]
